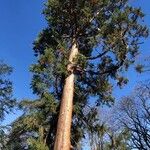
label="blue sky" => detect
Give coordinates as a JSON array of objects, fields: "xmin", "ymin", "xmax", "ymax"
[
  {"xmin": 0, "ymin": 0, "xmax": 47, "ymax": 125},
  {"xmin": 0, "ymin": 0, "xmax": 46, "ymax": 100},
  {"xmin": 0, "ymin": 0, "xmax": 149, "ymax": 149}
]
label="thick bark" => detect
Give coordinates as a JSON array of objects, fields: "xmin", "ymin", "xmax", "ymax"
[{"xmin": 54, "ymin": 40, "xmax": 78, "ymax": 150}]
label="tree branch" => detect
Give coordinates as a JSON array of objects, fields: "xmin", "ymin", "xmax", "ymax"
[{"xmin": 87, "ymin": 51, "xmax": 108, "ymax": 60}]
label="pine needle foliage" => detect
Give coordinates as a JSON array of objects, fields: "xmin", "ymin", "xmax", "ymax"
[
  {"xmin": 8, "ymin": 0, "xmax": 148, "ymax": 149},
  {"xmin": 0, "ymin": 61, "xmax": 15, "ymax": 121},
  {"xmin": 0, "ymin": 61, "xmax": 15, "ymax": 149}
]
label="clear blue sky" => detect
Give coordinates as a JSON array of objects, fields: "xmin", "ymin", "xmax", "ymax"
[
  {"xmin": 0, "ymin": 0, "xmax": 46, "ymax": 100},
  {"xmin": 0, "ymin": 0, "xmax": 149, "ymax": 149},
  {"xmin": 0, "ymin": 0, "xmax": 47, "ymax": 125}
]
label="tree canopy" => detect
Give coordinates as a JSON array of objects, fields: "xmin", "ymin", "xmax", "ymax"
[{"xmin": 6, "ymin": 0, "xmax": 149, "ymax": 149}]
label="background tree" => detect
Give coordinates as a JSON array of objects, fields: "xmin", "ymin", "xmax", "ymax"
[
  {"xmin": 0, "ymin": 60, "xmax": 15, "ymax": 149},
  {"xmin": 116, "ymin": 81, "xmax": 150, "ymax": 149},
  {"xmin": 87, "ymin": 108, "xmax": 131, "ymax": 150},
  {"xmin": 7, "ymin": 0, "xmax": 149, "ymax": 149},
  {"xmin": 0, "ymin": 61, "xmax": 15, "ymax": 120},
  {"xmin": 88, "ymin": 81, "xmax": 150, "ymax": 150}
]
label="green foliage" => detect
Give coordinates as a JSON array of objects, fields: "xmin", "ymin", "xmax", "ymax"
[
  {"xmin": 0, "ymin": 127, "xmax": 8, "ymax": 149},
  {"xmin": 87, "ymin": 110, "xmax": 131, "ymax": 150},
  {"xmin": 135, "ymin": 57, "xmax": 150, "ymax": 73},
  {"xmin": 7, "ymin": 92, "xmax": 58, "ymax": 149},
  {"xmin": 8, "ymin": 0, "xmax": 149, "ymax": 149},
  {"xmin": 0, "ymin": 61, "xmax": 16, "ymax": 149},
  {"xmin": 28, "ymin": 138, "xmax": 49, "ymax": 150},
  {"xmin": 88, "ymin": 124, "xmax": 131, "ymax": 150},
  {"xmin": 0, "ymin": 61, "xmax": 15, "ymax": 121},
  {"xmin": 135, "ymin": 64, "xmax": 144, "ymax": 73}
]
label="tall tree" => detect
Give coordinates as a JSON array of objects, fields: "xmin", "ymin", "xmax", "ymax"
[
  {"xmin": 7, "ymin": 0, "xmax": 148, "ymax": 149},
  {"xmin": 30, "ymin": 0, "xmax": 148, "ymax": 149}
]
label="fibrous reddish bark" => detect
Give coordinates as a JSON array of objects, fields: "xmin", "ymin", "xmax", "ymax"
[{"xmin": 54, "ymin": 40, "xmax": 78, "ymax": 150}]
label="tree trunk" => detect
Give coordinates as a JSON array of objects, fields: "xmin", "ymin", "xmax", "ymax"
[{"xmin": 54, "ymin": 39, "xmax": 78, "ymax": 150}]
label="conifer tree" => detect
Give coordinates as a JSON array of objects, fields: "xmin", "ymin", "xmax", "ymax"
[
  {"xmin": 0, "ymin": 61, "xmax": 15, "ymax": 120},
  {"xmin": 0, "ymin": 61, "xmax": 15, "ymax": 149},
  {"xmin": 31, "ymin": 0, "xmax": 148, "ymax": 149},
  {"xmin": 8, "ymin": 0, "xmax": 148, "ymax": 149}
]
